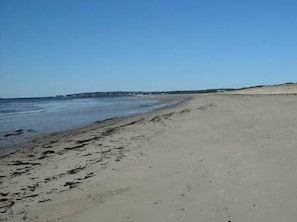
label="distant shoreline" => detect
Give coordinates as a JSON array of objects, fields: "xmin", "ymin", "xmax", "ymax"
[{"xmin": 1, "ymin": 82, "xmax": 295, "ymax": 100}]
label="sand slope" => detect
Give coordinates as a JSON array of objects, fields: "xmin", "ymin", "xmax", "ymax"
[{"xmin": 1, "ymin": 93, "xmax": 297, "ymax": 221}]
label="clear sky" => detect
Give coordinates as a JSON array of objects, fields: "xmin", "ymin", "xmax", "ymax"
[{"xmin": 0, "ymin": 0, "xmax": 296, "ymax": 98}]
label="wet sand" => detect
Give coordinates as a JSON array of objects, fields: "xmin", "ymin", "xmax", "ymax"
[{"xmin": 1, "ymin": 92, "xmax": 297, "ymax": 221}]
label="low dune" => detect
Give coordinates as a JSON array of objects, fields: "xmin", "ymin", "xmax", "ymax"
[{"xmin": 226, "ymin": 83, "xmax": 297, "ymax": 94}]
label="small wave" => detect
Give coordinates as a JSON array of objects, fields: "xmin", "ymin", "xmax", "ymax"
[{"xmin": 0, "ymin": 109, "xmax": 44, "ymax": 116}]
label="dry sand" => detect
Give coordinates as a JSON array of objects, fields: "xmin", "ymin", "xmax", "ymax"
[{"xmin": 1, "ymin": 91, "xmax": 297, "ymax": 221}]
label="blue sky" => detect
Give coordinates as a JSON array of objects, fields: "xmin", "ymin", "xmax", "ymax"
[{"xmin": 0, "ymin": 0, "xmax": 296, "ymax": 98}]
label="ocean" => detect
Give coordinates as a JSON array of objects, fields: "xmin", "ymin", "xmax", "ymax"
[{"xmin": 0, "ymin": 95, "xmax": 183, "ymax": 150}]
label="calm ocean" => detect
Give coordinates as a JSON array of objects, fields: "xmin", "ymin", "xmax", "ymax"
[{"xmin": 0, "ymin": 96, "xmax": 182, "ymax": 149}]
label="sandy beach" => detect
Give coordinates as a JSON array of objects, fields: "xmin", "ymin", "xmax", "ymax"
[{"xmin": 1, "ymin": 89, "xmax": 297, "ymax": 221}]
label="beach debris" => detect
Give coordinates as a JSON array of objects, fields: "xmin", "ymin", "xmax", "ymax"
[
  {"xmin": 0, "ymin": 192, "xmax": 9, "ymax": 197},
  {"xmin": 22, "ymin": 194, "xmax": 39, "ymax": 199},
  {"xmin": 121, "ymin": 118, "xmax": 145, "ymax": 127},
  {"xmin": 27, "ymin": 183, "xmax": 39, "ymax": 192},
  {"xmin": 180, "ymin": 109, "xmax": 190, "ymax": 113},
  {"xmin": 162, "ymin": 112, "xmax": 175, "ymax": 119},
  {"xmin": 4, "ymin": 129, "xmax": 24, "ymax": 138},
  {"xmin": 101, "ymin": 128, "xmax": 118, "ymax": 137},
  {"xmin": 44, "ymin": 173, "xmax": 66, "ymax": 183},
  {"xmin": 0, "ymin": 200, "xmax": 14, "ymax": 213},
  {"xmin": 9, "ymin": 160, "xmax": 40, "ymax": 166},
  {"xmin": 64, "ymin": 181, "xmax": 80, "ymax": 189},
  {"xmin": 42, "ymin": 144, "xmax": 53, "ymax": 148},
  {"xmin": 83, "ymin": 172, "xmax": 95, "ymax": 180},
  {"xmin": 27, "ymin": 154, "xmax": 35, "ymax": 158},
  {"xmin": 11, "ymin": 170, "xmax": 28, "ymax": 177},
  {"xmin": 99, "ymin": 149, "xmax": 111, "ymax": 154},
  {"xmin": 76, "ymin": 136, "xmax": 100, "ymax": 144},
  {"xmin": 41, "ymin": 150, "xmax": 55, "ymax": 156},
  {"xmin": 67, "ymin": 166, "xmax": 86, "ymax": 175},
  {"xmin": 38, "ymin": 199, "xmax": 52, "ymax": 203},
  {"xmin": 49, "ymin": 140, "xmax": 58, "ymax": 144},
  {"xmin": 94, "ymin": 117, "xmax": 118, "ymax": 124},
  {"xmin": 150, "ymin": 115, "xmax": 162, "ymax": 123},
  {"xmin": 64, "ymin": 144, "xmax": 86, "ymax": 150}
]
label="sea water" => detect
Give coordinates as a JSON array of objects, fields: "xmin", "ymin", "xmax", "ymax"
[{"xmin": 0, "ymin": 96, "xmax": 181, "ymax": 149}]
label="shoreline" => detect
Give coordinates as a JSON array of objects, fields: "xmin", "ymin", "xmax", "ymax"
[
  {"xmin": 0, "ymin": 94, "xmax": 189, "ymax": 156},
  {"xmin": 1, "ymin": 93, "xmax": 297, "ymax": 221}
]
